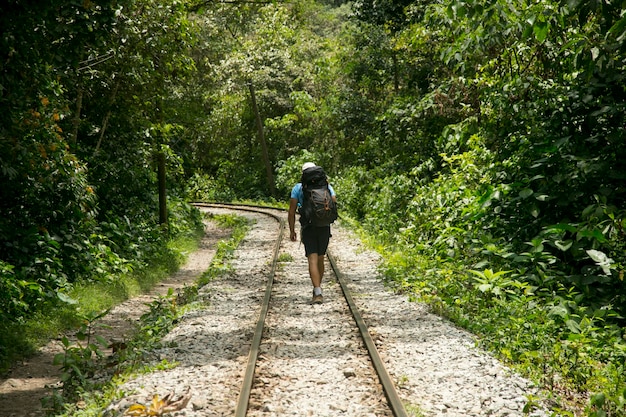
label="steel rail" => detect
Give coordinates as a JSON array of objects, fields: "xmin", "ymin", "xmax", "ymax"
[
  {"xmin": 194, "ymin": 203, "xmax": 285, "ymax": 417},
  {"xmin": 193, "ymin": 202, "xmax": 407, "ymax": 417},
  {"xmin": 235, "ymin": 207, "xmax": 285, "ymax": 417},
  {"xmin": 327, "ymin": 252, "xmax": 409, "ymax": 417}
]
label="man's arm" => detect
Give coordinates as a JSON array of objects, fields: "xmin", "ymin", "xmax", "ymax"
[
  {"xmin": 329, "ymin": 184, "xmax": 337, "ymax": 202},
  {"xmin": 288, "ymin": 198, "xmax": 298, "ymax": 241}
]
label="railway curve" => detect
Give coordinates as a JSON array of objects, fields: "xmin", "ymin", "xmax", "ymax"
[{"xmin": 98, "ymin": 203, "xmax": 549, "ymax": 417}]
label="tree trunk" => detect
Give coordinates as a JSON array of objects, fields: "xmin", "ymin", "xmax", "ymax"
[
  {"xmin": 247, "ymin": 81, "xmax": 276, "ymax": 197},
  {"xmin": 392, "ymin": 51, "xmax": 399, "ymax": 92},
  {"xmin": 70, "ymin": 82, "xmax": 83, "ymax": 148},
  {"xmin": 93, "ymin": 79, "xmax": 120, "ymax": 156},
  {"xmin": 157, "ymin": 152, "xmax": 168, "ymax": 227}
]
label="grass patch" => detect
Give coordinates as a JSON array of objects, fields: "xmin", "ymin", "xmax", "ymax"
[
  {"xmin": 278, "ymin": 253, "xmax": 293, "ymax": 263},
  {"xmin": 198, "ymin": 213, "xmax": 250, "ymax": 287}
]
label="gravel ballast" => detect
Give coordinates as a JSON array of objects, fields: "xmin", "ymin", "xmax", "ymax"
[{"xmin": 106, "ymin": 206, "xmax": 548, "ymax": 417}]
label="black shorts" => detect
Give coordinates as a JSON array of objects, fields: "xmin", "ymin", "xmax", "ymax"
[{"xmin": 301, "ymin": 225, "xmax": 331, "ymax": 257}]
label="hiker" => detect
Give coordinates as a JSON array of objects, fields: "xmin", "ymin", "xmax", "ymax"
[{"xmin": 288, "ymin": 162, "xmax": 337, "ymax": 304}]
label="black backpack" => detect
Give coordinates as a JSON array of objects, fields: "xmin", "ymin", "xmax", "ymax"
[{"xmin": 299, "ymin": 166, "xmax": 338, "ymax": 227}]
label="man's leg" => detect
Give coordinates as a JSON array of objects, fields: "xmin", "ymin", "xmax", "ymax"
[
  {"xmin": 318, "ymin": 255, "xmax": 324, "ymax": 281},
  {"xmin": 308, "ymin": 253, "xmax": 323, "ymax": 303},
  {"xmin": 307, "ymin": 253, "xmax": 322, "ymax": 288},
  {"xmin": 303, "ymin": 226, "xmax": 330, "ymax": 303}
]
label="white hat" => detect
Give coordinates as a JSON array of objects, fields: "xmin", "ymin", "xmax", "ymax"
[{"xmin": 301, "ymin": 162, "xmax": 316, "ymax": 172}]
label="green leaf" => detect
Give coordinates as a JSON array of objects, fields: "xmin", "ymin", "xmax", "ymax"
[
  {"xmin": 591, "ymin": 106, "xmax": 610, "ymax": 117},
  {"xmin": 522, "ymin": 24, "xmax": 533, "ymax": 39},
  {"xmin": 582, "ymin": 204, "xmax": 596, "ymax": 217},
  {"xmin": 530, "ymin": 207, "xmax": 539, "ymax": 218},
  {"xmin": 554, "ymin": 240, "xmax": 573, "ymax": 251},
  {"xmin": 53, "ymin": 353, "xmax": 66, "ymax": 366},
  {"xmin": 533, "ymin": 20, "xmax": 549, "ymax": 42},
  {"xmin": 57, "ymin": 292, "xmax": 78, "ymax": 305},
  {"xmin": 450, "ymin": 2, "xmax": 466, "ymax": 19},
  {"xmin": 586, "ymin": 249, "xmax": 613, "ymax": 274},
  {"xmin": 487, "ymin": 269, "xmax": 513, "ymax": 279},
  {"xmin": 591, "ymin": 47, "xmax": 600, "ymax": 61},
  {"xmin": 587, "ymin": 249, "xmax": 609, "ymax": 263},
  {"xmin": 590, "ymin": 392, "xmax": 606, "ymax": 407},
  {"xmin": 519, "ymin": 188, "xmax": 533, "ymax": 199},
  {"xmin": 608, "ymin": 15, "xmax": 626, "ymax": 37},
  {"xmin": 565, "ymin": 319, "xmax": 581, "ymax": 334},
  {"xmin": 545, "ymin": 223, "xmax": 578, "ymax": 233},
  {"xmin": 478, "ymin": 284, "xmax": 492, "ymax": 293},
  {"xmin": 577, "ymin": 229, "xmax": 607, "ymax": 242},
  {"xmin": 95, "ymin": 335, "xmax": 108, "ymax": 347},
  {"xmin": 549, "ymin": 304, "xmax": 568, "ymax": 318}
]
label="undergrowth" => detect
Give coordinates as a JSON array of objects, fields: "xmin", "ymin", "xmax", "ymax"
[
  {"xmin": 336, "ymin": 149, "xmax": 626, "ymax": 416},
  {"xmin": 375, "ymin": 248, "xmax": 626, "ymax": 416},
  {"xmin": 0, "ymin": 228, "xmax": 203, "ymax": 374}
]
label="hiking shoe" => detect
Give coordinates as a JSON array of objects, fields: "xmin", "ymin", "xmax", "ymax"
[{"xmin": 312, "ymin": 293, "xmax": 323, "ymax": 304}]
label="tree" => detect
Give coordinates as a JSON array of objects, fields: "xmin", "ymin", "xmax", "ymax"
[{"xmin": 0, "ymin": 0, "xmax": 200, "ymax": 321}]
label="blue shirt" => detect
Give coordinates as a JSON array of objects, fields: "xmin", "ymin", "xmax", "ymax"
[{"xmin": 290, "ymin": 183, "xmax": 336, "ymax": 207}]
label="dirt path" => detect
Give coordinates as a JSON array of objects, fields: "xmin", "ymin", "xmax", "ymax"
[{"xmin": 0, "ymin": 220, "xmax": 227, "ymax": 417}]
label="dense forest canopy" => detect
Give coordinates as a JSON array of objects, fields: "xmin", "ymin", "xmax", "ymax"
[{"xmin": 1, "ymin": 0, "xmax": 625, "ymax": 414}]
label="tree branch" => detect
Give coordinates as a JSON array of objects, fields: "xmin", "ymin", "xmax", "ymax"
[{"xmin": 188, "ymin": 0, "xmax": 279, "ymax": 13}]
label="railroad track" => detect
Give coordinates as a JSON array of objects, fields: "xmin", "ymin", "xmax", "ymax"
[
  {"xmin": 0, "ymin": 201, "xmax": 552, "ymax": 416},
  {"xmin": 101, "ymin": 202, "xmax": 548, "ymax": 417},
  {"xmin": 194, "ymin": 202, "xmax": 408, "ymax": 417}
]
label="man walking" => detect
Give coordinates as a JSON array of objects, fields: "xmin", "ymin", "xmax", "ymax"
[{"xmin": 288, "ymin": 162, "xmax": 337, "ymax": 304}]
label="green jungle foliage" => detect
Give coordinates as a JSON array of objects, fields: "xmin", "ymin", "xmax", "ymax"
[
  {"xmin": 1, "ymin": 0, "xmax": 625, "ymax": 415},
  {"xmin": 334, "ymin": 1, "xmax": 626, "ymax": 414},
  {"xmin": 0, "ymin": 0, "xmax": 202, "ymax": 369}
]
